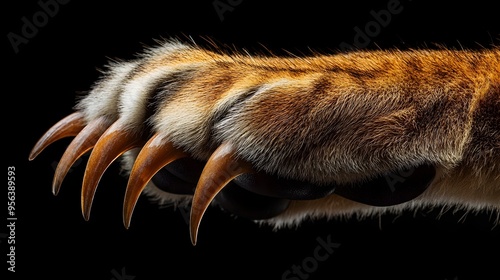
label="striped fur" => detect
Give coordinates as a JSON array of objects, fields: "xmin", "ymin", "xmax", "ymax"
[{"xmin": 65, "ymin": 39, "xmax": 500, "ymax": 227}]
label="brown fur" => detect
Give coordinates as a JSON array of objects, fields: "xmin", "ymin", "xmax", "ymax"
[{"xmin": 39, "ymin": 39, "xmax": 500, "ymax": 228}]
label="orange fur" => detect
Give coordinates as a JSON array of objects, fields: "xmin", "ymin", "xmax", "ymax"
[{"xmin": 33, "ymin": 39, "xmax": 500, "ymax": 229}]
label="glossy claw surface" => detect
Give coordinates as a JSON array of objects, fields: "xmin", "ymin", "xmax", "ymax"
[
  {"xmin": 123, "ymin": 133, "xmax": 187, "ymax": 228},
  {"xmin": 29, "ymin": 112, "xmax": 86, "ymax": 161},
  {"xmin": 81, "ymin": 120, "xmax": 144, "ymax": 221},
  {"xmin": 190, "ymin": 142, "xmax": 254, "ymax": 245},
  {"xmin": 52, "ymin": 116, "xmax": 113, "ymax": 195}
]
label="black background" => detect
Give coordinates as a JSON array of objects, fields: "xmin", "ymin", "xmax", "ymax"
[{"xmin": 5, "ymin": 0, "xmax": 500, "ymax": 279}]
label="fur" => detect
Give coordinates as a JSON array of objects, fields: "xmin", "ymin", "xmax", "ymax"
[{"xmin": 61, "ymin": 39, "xmax": 500, "ymax": 228}]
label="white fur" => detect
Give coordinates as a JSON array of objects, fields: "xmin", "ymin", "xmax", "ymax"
[
  {"xmin": 76, "ymin": 61, "xmax": 139, "ymax": 123},
  {"xmin": 68, "ymin": 41, "xmax": 499, "ymax": 230}
]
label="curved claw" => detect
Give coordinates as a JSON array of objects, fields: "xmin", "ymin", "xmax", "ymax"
[
  {"xmin": 81, "ymin": 120, "xmax": 145, "ymax": 221},
  {"xmin": 29, "ymin": 112, "xmax": 86, "ymax": 161},
  {"xmin": 52, "ymin": 116, "xmax": 114, "ymax": 196},
  {"xmin": 190, "ymin": 142, "xmax": 254, "ymax": 245},
  {"xmin": 123, "ymin": 134, "xmax": 188, "ymax": 229}
]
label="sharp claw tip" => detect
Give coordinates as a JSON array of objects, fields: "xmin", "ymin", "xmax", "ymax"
[
  {"xmin": 52, "ymin": 182, "xmax": 60, "ymax": 196},
  {"xmin": 123, "ymin": 218, "xmax": 131, "ymax": 229},
  {"xmin": 28, "ymin": 151, "xmax": 37, "ymax": 161},
  {"xmin": 82, "ymin": 209, "xmax": 91, "ymax": 221},
  {"xmin": 189, "ymin": 219, "xmax": 199, "ymax": 246}
]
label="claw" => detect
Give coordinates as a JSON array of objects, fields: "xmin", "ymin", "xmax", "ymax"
[
  {"xmin": 190, "ymin": 142, "xmax": 254, "ymax": 245},
  {"xmin": 29, "ymin": 112, "xmax": 86, "ymax": 161},
  {"xmin": 52, "ymin": 116, "xmax": 114, "ymax": 196},
  {"xmin": 81, "ymin": 120, "xmax": 145, "ymax": 221},
  {"xmin": 123, "ymin": 133, "xmax": 188, "ymax": 229}
]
